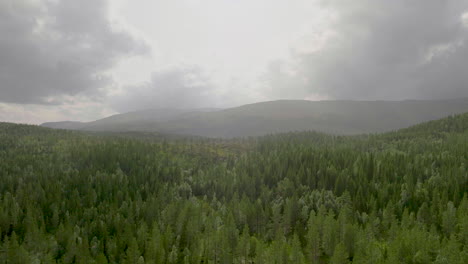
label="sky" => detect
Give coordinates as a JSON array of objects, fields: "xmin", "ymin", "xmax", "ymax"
[{"xmin": 1, "ymin": 0, "xmax": 468, "ymax": 124}]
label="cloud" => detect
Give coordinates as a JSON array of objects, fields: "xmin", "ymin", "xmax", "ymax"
[
  {"xmin": 3, "ymin": 0, "xmax": 467, "ymax": 124},
  {"xmin": 267, "ymin": 0, "xmax": 468, "ymax": 100},
  {"xmin": 0, "ymin": 98, "xmax": 116, "ymax": 124},
  {"xmin": 110, "ymin": 67, "xmax": 221, "ymax": 112},
  {"xmin": 463, "ymin": 12, "xmax": 468, "ymax": 27},
  {"xmin": 0, "ymin": 0, "xmax": 147, "ymax": 104}
]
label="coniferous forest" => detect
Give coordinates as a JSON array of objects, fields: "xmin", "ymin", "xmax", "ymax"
[{"xmin": 0, "ymin": 113, "xmax": 467, "ymax": 264}]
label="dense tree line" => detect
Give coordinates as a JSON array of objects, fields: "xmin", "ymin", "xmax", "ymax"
[{"xmin": 0, "ymin": 113, "xmax": 466, "ymax": 263}]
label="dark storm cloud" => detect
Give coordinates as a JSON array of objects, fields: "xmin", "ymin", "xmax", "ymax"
[
  {"xmin": 111, "ymin": 67, "xmax": 219, "ymax": 112},
  {"xmin": 0, "ymin": 0, "xmax": 147, "ymax": 104},
  {"xmin": 268, "ymin": 0, "xmax": 468, "ymax": 100}
]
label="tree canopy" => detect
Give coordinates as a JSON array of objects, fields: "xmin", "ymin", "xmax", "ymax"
[{"xmin": 0, "ymin": 113, "xmax": 467, "ymax": 263}]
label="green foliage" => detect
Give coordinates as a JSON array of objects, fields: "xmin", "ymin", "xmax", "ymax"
[{"xmin": 0, "ymin": 113, "xmax": 467, "ymax": 262}]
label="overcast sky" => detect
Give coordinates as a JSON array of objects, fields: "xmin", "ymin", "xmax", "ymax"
[{"xmin": 1, "ymin": 0, "xmax": 468, "ymax": 124}]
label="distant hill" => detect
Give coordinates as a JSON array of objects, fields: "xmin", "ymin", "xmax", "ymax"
[
  {"xmin": 41, "ymin": 121, "xmax": 85, "ymax": 130},
  {"xmin": 41, "ymin": 98, "xmax": 468, "ymax": 138}
]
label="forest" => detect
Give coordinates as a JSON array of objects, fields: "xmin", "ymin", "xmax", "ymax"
[{"xmin": 0, "ymin": 113, "xmax": 467, "ymax": 263}]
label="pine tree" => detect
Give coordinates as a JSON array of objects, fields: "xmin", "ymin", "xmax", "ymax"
[
  {"xmin": 289, "ymin": 234, "xmax": 305, "ymax": 264},
  {"xmin": 330, "ymin": 242, "xmax": 349, "ymax": 264},
  {"xmin": 307, "ymin": 210, "xmax": 321, "ymax": 263},
  {"xmin": 125, "ymin": 237, "xmax": 142, "ymax": 264}
]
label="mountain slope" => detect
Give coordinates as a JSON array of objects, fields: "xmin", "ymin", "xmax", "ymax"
[
  {"xmin": 40, "ymin": 121, "xmax": 85, "ymax": 130},
  {"xmin": 41, "ymin": 98, "xmax": 468, "ymax": 138}
]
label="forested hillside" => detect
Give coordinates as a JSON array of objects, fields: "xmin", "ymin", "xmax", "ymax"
[{"xmin": 1, "ymin": 113, "xmax": 467, "ymax": 263}]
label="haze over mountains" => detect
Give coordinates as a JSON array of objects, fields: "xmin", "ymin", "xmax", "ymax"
[{"xmin": 41, "ymin": 98, "xmax": 468, "ymax": 138}]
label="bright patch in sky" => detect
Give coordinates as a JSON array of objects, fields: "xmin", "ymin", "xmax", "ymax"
[
  {"xmin": 111, "ymin": 0, "xmax": 331, "ymax": 100},
  {"xmin": 462, "ymin": 12, "xmax": 468, "ymax": 27}
]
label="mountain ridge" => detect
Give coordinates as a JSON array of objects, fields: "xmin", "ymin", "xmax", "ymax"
[{"xmin": 41, "ymin": 98, "xmax": 468, "ymax": 138}]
